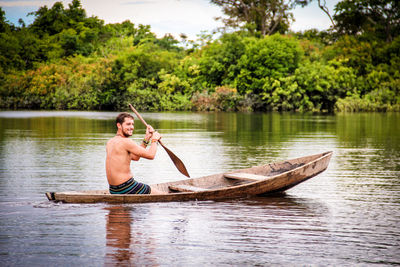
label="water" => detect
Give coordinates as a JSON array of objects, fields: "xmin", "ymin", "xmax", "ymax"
[{"xmin": 0, "ymin": 111, "xmax": 399, "ymax": 266}]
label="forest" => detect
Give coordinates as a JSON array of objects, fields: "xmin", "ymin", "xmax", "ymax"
[{"xmin": 0, "ymin": 0, "xmax": 399, "ymax": 112}]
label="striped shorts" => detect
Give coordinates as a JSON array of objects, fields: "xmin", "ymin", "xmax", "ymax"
[{"xmin": 109, "ymin": 177, "xmax": 151, "ymax": 195}]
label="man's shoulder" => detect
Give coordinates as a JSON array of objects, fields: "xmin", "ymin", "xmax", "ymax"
[
  {"xmin": 108, "ymin": 136, "xmax": 136, "ymax": 147},
  {"xmin": 106, "ymin": 136, "xmax": 117, "ymax": 145}
]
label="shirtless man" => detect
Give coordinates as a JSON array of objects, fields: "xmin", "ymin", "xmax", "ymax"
[{"xmin": 106, "ymin": 112, "xmax": 165, "ymax": 195}]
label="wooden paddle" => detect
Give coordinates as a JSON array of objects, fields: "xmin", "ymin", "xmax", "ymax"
[{"xmin": 128, "ymin": 104, "xmax": 190, "ymax": 178}]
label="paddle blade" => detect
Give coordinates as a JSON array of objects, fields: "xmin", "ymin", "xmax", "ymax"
[
  {"xmin": 128, "ymin": 104, "xmax": 190, "ymax": 178},
  {"xmin": 159, "ymin": 141, "xmax": 190, "ymax": 178}
]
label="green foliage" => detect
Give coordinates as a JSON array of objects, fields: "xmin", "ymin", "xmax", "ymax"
[
  {"xmin": 0, "ymin": 56, "xmax": 113, "ymax": 110},
  {"xmin": 125, "ymin": 81, "xmax": 192, "ymax": 111},
  {"xmin": 158, "ymin": 70, "xmax": 191, "ymax": 95},
  {"xmin": 198, "ymin": 33, "xmax": 245, "ymax": 88},
  {"xmin": 191, "ymin": 86, "xmax": 250, "ymax": 112},
  {"xmin": 155, "ymin": 34, "xmax": 183, "ymax": 52},
  {"xmin": 336, "ymin": 90, "xmax": 400, "ymax": 112},
  {"xmin": 263, "ymin": 59, "xmax": 356, "ymax": 112},
  {"xmin": 293, "ymin": 29, "xmax": 336, "ymax": 46},
  {"xmin": 109, "ymin": 43, "xmax": 181, "ymax": 89},
  {"xmin": 0, "ymin": 7, "xmax": 10, "ymax": 32},
  {"xmin": 29, "ymin": 0, "xmax": 102, "ymax": 37},
  {"xmin": 324, "ymin": 35, "xmax": 377, "ymax": 76},
  {"xmin": 0, "ymin": 0, "xmax": 105, "ymax": 73},
  {"xmin": 0, "ymin": 26, "xmax": 49, "ymax": 71},
  {"xmin": 210, "ymin": 0, "xmax": 308, "ymax": 36},
  {"xmin": 235, "ymin": 34, "xmax": 302, "ymax": 97},
  {"xmin": 102, "ymin": 42, "xmax": 187, "ymax": 110},
  {"xmin": 0, "ymin": 1, "xmax": 399, "ymax": 113},
  {"xmin": 334, "ymin": 0, "xmax": 400, "ymax": 42}
]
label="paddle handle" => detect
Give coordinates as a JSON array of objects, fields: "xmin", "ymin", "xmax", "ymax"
[
  {"xmin": 129, "ymin": 104, "xmax": 149, "ymax": 127},
  {"xmin": 129, "ymin": 104, "xmax": 163, "ymax": 144}
]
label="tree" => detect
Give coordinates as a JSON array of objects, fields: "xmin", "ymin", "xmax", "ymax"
[
  {"xmin": 28, "ymin": 2, "xmax": 67, "ymax": 36},
  {"xmin": 198, "ymin": 33, "xmax": 245, "ymax": 88},
  {"xmin": 210, "ymin": 0, "xmax": 309, "ymax": 36},
  {"xmin": 316, "ymin": 0, "xmax": 335, "ymax": 27},
  {"xmin": 155, "ymin": 34, "xmax": 182, "ymax": 52},
  {"xmin": 28, "ymin": 0, "xmax": 103, "ymax": 37},
  {"xmin": 334, "ymin": 0, "xmax": 400, "ymax": 42},
  {"xmin": 234, "ymin": 34, "xmax": 302, "ymax": 97},
  {"xmin": 0, "ymin": 7, "xmax": 9, "ymax": 33},
  {"xmin": 27, "ymin": 0, "xmax": 104, "ymax": 57}
]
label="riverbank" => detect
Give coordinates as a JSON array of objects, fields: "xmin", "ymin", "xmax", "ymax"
[{"xmin": 1, "ymin": 2, "xmax": 399, "ymax": 113}]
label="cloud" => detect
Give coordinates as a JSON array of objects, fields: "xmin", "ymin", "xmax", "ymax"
[
  {"xmin": 122, "ymin": 1, "xmax": 156, "ymax": 5},
  {"xmin": 0, "ymin": 1, "xmax": 65, "ymax": 7},
  {"xmin": 79, "ymin": 0, "xmax": 223, "ymax": 39},
  {"xmin": 2, "ymin": 0, "xmax": 340, "ymax": 39},
  {"xmin": 291, "ymin": 2, "xmax": 337, "ymax": 31}
]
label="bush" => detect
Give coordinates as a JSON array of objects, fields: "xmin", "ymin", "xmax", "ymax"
[
  {"xmin": 234, "ymin": 34, "xmax": 303, "ymax": 98},
  {"xmin": 191, "ymin": 86, "xmax": 251, "ymax": 112},
  {"xmin": 198, "ymin": 33, "xmax": 245, "ymax": 88},
  {"xmin": 260, "ymin": 59, "xmax": 357, "ymax": 112},
  {"xmin": 0, "ymin": 56, "xmax": 113, "ymax": 109}
]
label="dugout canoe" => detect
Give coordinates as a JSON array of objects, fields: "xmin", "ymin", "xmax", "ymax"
[{"xmin": 46, "ymin": 151, "xmax": 333, "ymax": 204}]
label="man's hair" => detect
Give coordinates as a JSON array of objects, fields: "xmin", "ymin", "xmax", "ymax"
[{"xmin": 116, "ymin": 112, "xmax": 134, "ymax": 126}]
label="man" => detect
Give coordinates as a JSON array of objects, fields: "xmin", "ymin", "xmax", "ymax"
[{"xmin": 106, "ymin": 112, "xmax": 165, "ymax": 195}]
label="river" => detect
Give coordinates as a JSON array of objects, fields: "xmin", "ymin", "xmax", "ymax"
[{"xmin": 0, "ymin": 111, "xmax": 399, "ymax": 266}]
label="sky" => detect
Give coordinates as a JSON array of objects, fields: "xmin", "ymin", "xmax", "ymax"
[{"xmin": 1, "ymin": 0, "xmax": 340, "ymax": 40}]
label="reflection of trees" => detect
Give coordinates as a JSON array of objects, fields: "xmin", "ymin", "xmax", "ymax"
[
  {"xmin": 104, "ymin": 205, "xmax": 158, "ymax": 266},
  {"xmin": 334, "ymin": 113, "xmax": 400, "ymax": 190},
  {"xmin": 124, "ymin": 112, "xmax": 399, "ymax": 157},
  {"xmin": 196, "ymin": 112, "xmax": 399, "ymax": 170},
  {"xmin": 335, "ymin": 113, "xmax": 400, "ymax": 152},
  {"xmin": 202, "ymin": 112, "xmax": 336, "ymax": 168},
  {"xmin": 0, "ymin": 115, "xmax": 115, "ymax": 190},
  {"xmin": 0, "ymin": 116, "xmax": 114, "ymax": 138}
]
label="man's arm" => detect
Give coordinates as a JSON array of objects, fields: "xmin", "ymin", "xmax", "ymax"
[
  {"xmin": 125, "ymin": 140, "xmax": 157, "ymax": 160},
  {"xmin": 130, "ymin": 125, "xmax": 156, "ymax": 161},
  {"xmin": 125, "ymin": 131, "xmax": 161, "ymax": 160},
  {"xmin": 130, "ymin": 139, "xmax": 151, "ymax": 161}
]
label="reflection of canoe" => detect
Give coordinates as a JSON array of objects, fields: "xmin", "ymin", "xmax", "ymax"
[{"xmin": 46, "ymin": 151, "xmax": 333, "ymax": 204}]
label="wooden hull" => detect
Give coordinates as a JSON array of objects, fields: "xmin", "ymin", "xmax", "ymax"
[{"xmin": 46, "ymin": 151, "xmax": 333, "ymax": 204}]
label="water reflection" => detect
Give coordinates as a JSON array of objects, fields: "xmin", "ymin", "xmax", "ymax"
[
  {"xmin": 105, "ymin": 206, "xmax": 133, "ymax": 265},
  {"xmin": 102, "ymin": 196, "xmax": 330, "ymax": 266},
  {"xmin": 0, "ymin": 111, "xmax": 399, "ymax": 265},
  {"xmin": 104, "ymin": 205, "xmax": 158, "ymax": 266}
]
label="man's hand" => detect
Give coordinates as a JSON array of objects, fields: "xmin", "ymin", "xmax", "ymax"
[
  {"xmin": 152, "ymin": 131, "xmax": 161, "ymax": 142},
  {"xmin": 144, "ymin": 125, "xmax": 155, "ymax": 141}
]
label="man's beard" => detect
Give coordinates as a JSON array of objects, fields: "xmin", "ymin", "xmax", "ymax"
[{"xmin": 121, "ymin": 127, "xmax": 132, "ymax": 137}]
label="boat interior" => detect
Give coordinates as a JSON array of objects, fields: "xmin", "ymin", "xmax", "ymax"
[{"xmin": 156, "ymin": 159, "xmax": 308, "ymax": 194}]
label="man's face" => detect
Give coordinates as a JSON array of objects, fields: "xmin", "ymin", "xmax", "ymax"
[{"xmin": 119, "ymin": 117, "xmax": 134, "ymax": 137}]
